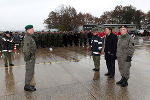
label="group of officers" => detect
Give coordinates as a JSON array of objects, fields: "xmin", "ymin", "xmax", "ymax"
[
  {"xmin": 91, "ymin": 25, "xmax": 135, "ymax": 88},
  {"xmin": 0, "ymin": 24, "xmax": 135, "ymax": 92}
]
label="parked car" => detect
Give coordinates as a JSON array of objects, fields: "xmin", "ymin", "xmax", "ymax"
[{"xmin": 128, "ymin": 30, "xmax": 139, "ymax": 35}]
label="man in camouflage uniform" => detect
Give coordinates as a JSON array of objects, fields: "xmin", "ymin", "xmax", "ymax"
[
  {"xmin": 116, "ymin": 25, "xmax": 135, "ymax": 87},
  {"xmin": 23, "ymin": 25, "xmax": 37, "ymax": 91}
]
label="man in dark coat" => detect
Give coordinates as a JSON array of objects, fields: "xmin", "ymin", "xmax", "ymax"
[
  {"xmin": 104, "ymin": 27, "xmax": 118, "ymax": 78},
  {"xmin": 91, "ymin": 30, "xmax": 103, "ymax": 72},
  {"xmin": 2, "ymin": 31, "xmax": 14, "ymax": 67}
]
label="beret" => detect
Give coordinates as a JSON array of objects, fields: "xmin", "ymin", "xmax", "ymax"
[{"xmin": 25, "ymin": 25, "xmax": 33, "ymax": 30}]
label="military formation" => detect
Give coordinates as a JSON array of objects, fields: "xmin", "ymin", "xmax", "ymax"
[
  {"xmin": 0, "ymin": 24, "xmax": 135, "ymax": 92},
  {"xmin": 31, "ymin": 31, "xmax": 93, "ymax": 48}
]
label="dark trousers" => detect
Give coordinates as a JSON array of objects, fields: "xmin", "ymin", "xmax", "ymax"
[{"xmin": 106, "ymin": 59, "xmax": 115, "ymax": 76}]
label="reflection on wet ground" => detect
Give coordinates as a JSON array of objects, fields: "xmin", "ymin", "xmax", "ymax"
[{"xmin": 0, "ymin": 36, "xmax": 150, "ymax": 100}]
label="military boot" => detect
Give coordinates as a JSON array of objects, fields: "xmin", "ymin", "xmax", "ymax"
[
  {"xmin": 92, "ymin": 68, "xmax": 99, "ymax": 72},
  {"xmin": 5, "ymin": 64, "xmax": 8, "ymax": 67},
  {"xmin": 9, "ymin": 64, "xmax": 14, "ymax": 66},
  {"xmin": 120, "ymin": 78, "xmax": 128, "ymax": 87},
  {"xmin": 24, "ymin": 85, "xmax": 36, "ymax": 92},
  {"xmin": 116, "ymin": 77, "xmax": 124, "ymax": 85}
]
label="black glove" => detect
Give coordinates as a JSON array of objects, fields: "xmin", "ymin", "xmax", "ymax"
[{"xmin": 126, "ymin": 56, "xmax": 132, "ymax": 62}]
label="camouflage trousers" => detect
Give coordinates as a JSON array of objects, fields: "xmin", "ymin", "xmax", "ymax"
[
  {"xmin": 92, "ymin": 56, "xmax": 101, "ymax": 70},
  {"xmin": 25, "ymin": 56, "xmax": 35, "ymax": 85},
  {"xmin": 3, "ymin": 52, "xmax": 13, "ymax": 65},
  {"xmin": 117, "ymin": 58, "xmax": 131, "ymax": 79}
]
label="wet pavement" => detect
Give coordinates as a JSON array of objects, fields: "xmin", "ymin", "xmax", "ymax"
[{"xmin": 0, "ymin": 36, "xmax": 150, "ymax": 100}]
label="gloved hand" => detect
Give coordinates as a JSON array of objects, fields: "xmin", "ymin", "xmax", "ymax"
[{"xmin": 126, "ymin": 56, "xmax": 132, "ymax": 62}]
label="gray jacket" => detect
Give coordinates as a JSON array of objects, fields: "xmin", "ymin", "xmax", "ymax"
[{"xmin": 117, "ymin": 33, "xmax": 135, "ymax": 60}]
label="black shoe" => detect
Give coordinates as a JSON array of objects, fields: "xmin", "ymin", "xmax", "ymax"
[
  {"xmin": 5, "ymin": 64, "xmax": 8, "ymax": 67},
  {"xmin": 104, "ymin": 73, "xmax": 110, "ymax": 76},
  {"xmin": 116, "ymin": 77, "xmax": 124, "ymax": 85},
  {"xmin": 31, "ymin": 85, "xmax": 35, "ymax": 87},
  {"xmin": 9, "ymin": 64, "xmax": 14, "ymax": 66},
  {"xmin": 120, "ymin": 79, "xmax": 128, "ymax": 87},
  {"xmin": 24, "ymin": 85, "xmax": 36, "ymax": 92},
  {"xmin": 109, "ymin": 75, "xmax": 114, "ymax": 78},
  {"xmin": 92, "ymin": 68, "xmax": 99, "ymax": 72}
]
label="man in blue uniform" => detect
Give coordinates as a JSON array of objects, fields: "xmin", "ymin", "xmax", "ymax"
[
  {"xmin": 91, "ymin": 29, "xmax": 103, "ymax": 72},
  {"xmin": 2, "ymin": 31, "xmax": 14, "ymax": 67}
]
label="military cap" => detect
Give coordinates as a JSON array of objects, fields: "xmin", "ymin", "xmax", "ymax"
[
  {"xmin": 25, "ymin": 25, "xmax": 33, "ymax": 30},
  {"xmin": 119, "ymin": 25, "xmax": 128, "ymax": 29}
]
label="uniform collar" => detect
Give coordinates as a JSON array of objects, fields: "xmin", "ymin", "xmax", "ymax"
[
  {"xmin": 121, "ymin": 33, "xmax": 128, "ymax": 38},
  {"xmin": 26, "ymin": 33, "xmax": 33, "ymax": 37}
]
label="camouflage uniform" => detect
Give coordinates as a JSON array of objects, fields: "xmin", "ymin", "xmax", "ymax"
[
  {"xmin": 117, "ymin": 33, "xmax": 135, "ymax": 80},
  {"xmin": 22, "ymin": 33, "xmax": 37, "ymax": 85}
]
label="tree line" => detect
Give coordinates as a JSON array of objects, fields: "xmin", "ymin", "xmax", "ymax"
[{"xmin": 44, "ymin": 5, "xmax": 150, "ymax": 31}]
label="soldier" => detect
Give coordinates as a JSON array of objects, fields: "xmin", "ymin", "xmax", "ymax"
[
  {"xmin": 63, "ymin": 32, "xmax": 68, "ymax": 47},
  {"xmin": 79, "ymin": 32, "xmax": 83, "ymax": 47},
  {"xmin": 116, "ymin": 25, "xmax": 135, "ymax": 87},
  {"xmin": 13, "ymin": 33, "xmax": 21, "ymax": 49},
  {"xmin": 90, "ymin": 30, "xmax": 103, "ymax": 72},
  {"xmin": 74, "ymin": 32, "xmax": 79, "ymax": 46},
  {"xmin": 41, "ymin": 32, "xmax": 46, "ymax": 48},
  {"xmin": 68, "ymin": 32, "xmax": 73, "ymax": 46},
  {"xmin": 1, "ymin": 31, "xmax": 14, "ymax": 67},
  {"xmin": 104, "ymin": 27, "xmax": 118, "ymax": 78},
  {"xmin": 23, "ymin": 25, "xmax": 37, "ymax": 91},
  {"xmin": 0, "ymin": 34, "xmax": 3, "ymax": 52},
  {"xmin": 87, "ymin": 31, "xmax": 93, "ymax": 46},
  {"xmin": 32, "ymin": 32, "xmax": 40, "ymax": 48},
  {"xmin": 83, "ymin": 32, "xmax": 88, "ymax": 47}
]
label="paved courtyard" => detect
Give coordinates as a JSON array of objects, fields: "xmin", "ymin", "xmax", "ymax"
[{"xmin": 0, "ymin": 36, "xmax": 150, "ymax": 100}]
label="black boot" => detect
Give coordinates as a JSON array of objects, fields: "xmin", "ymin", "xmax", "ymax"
[
  {"xmin": 120, "ymin": 78, "xmax": 128, "ymax": 87},
  {"xmin": 24, "ymin": 85, "xmax": 36, "ymax": 92},
  {"xmin": 9, "ymin": 64, "xmax": 14, "ymax": 66},
  {"xmin": 5, "ymin": 64, "xmax": 8, "ymax": 67},
  {"xmin": 92, "ymin": 68, "xmax": 99, "ymax": 72},
  {"xmin": 104, "ymin": 73, "xmax": 110, "ymax": 76},
  {"xmin": 116, "ymin": 77, "xmax": 124, "ymax": 85},
  {"xmin": 109, "ymin": 75, "xmax": 114, "ymax": 78}
]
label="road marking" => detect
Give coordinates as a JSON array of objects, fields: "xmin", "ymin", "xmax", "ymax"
[{"xmin": 0, "ymin": 59, "xmax": 80, "ymax": 69}]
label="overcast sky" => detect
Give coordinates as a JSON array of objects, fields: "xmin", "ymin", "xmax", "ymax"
[{"xmin": 0, "ymin": 0, "xmax": 149, "ymax": 31}]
